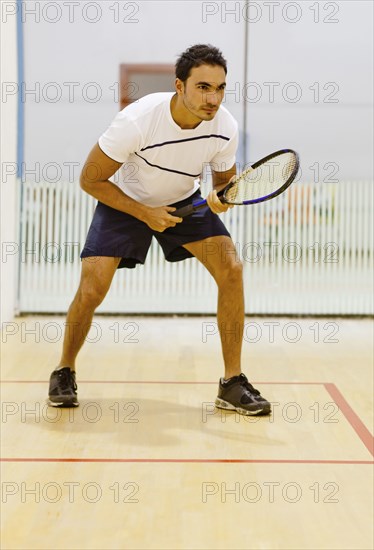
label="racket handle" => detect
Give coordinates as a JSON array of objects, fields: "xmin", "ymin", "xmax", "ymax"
[
  {"xmin": 173, "ymin": 190, "xmax": 225, "ymax": 218},
  {"xmin": 173, "ymin": 198, "xmax": 208, "ymax": 218}
]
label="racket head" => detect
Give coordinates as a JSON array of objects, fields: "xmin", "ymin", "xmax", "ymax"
[{"xmin": 223, "ymin": 149, "xmax": 299, "ymax": 205}]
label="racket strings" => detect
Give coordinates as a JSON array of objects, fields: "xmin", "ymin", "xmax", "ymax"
[{"xmin": 225, "ymin": 152, "xmax": 298, "ymax": 204}]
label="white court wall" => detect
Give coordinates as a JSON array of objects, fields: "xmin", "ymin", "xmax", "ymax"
[
  {"xmin": 0, "ymin": 6, "xmax": 18, "ymax": 323},
  {"xmin": 19, "ymin": 1, "xmax": 246, "ymax": 180},
  {"xmin": 244, "ymin": 0, "xmax": 373, "ymax": 178},
  {"xmin": 17, "ymin": 0, "xmax": 374, "ymax": 180},
  {"xmin": 1, "ymin": 1, "xmax": 373, "ymax": 317}
]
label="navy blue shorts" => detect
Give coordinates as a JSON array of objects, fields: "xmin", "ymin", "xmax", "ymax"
[{"xmin": 80, "ymin": 191, "xmax": 231, "ymax": 269}]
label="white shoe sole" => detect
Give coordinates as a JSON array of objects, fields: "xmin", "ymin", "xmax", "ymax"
[
  {"xmin": 47, "ymin": 398, "xmax": 79, "ymax": 407},
  {"xmin": 215, "ymin": 397, "xmax": 269, "ymax": 416}
]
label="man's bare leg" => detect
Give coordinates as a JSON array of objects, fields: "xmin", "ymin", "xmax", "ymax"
[
  {"xmin": 183, "ymin": 236, "xmax": 244, "ymax": 379},
  {"xmin": 48, "ymin": 256, "xmax": 121, "ymax": 407},
  {"xmin": 184, "ymin": 235, "xmax": 271, "ymax": 415},
  {"xmin": 58, "ymin": 256, "xmax": 121, "ymax": 371}
]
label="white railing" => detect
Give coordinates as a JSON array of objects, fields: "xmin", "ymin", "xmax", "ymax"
[{"xmin": 17, "ymin": 180, "xmax": 373, "ymax": 314}]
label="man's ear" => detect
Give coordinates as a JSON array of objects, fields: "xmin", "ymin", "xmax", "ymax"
[{"xmin": 175, "ymin": 78, "xmax": 185, "ymax": 95}]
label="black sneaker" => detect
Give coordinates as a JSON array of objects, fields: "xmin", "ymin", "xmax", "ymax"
[
  {"xmin": 47, "ymin": 367, "xmax": 79, "ymax": 407},
  {"xmin": 215, "ymin": 373, "xmax": 271, "ymax": 416}
]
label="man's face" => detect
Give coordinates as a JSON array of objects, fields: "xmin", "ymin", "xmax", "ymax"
[{"xmin": 179, "ymin": 64, "xmax": 226, "ymax": 122}]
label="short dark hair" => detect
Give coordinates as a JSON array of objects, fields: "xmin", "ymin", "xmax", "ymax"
[{"xmin": 175, "ymin": 44, "xmax": 227, "ymax": 82}]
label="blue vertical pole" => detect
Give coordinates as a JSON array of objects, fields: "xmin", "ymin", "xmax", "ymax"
[
  {"xmin": 16, "ymin": 0, "xmax": 24, "ymax": 178},
  {"xmin": 16, "ymin": 0, "xmax": 25, "ymax": 311},
  {"xmin": 242, "ymin": 0, "xmax": 249, "ymax": 168}
]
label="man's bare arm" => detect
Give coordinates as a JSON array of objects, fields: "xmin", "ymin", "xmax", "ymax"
[
  {"xmin": 206, "ymin": 163, "xmax": 237, "ymax": 214},
  {"xmin": 79, "ymin": 143, "xmax": 182, "ymax": 232}
]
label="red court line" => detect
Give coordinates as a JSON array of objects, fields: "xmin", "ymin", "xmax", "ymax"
[
  {"xmin": 324, "ymin": 383, "xmax": 374, "ymax": 457},
  {"xmin": 2, "ymin": 381, "xmax": 373, "ymax": 464},
  {"xmin": 0, "ymin": 380, "xmax": 324, "ymax": 385},
  {"xmin": 1, "ymin": 458, "xmax": 373, "ymax": 464}
]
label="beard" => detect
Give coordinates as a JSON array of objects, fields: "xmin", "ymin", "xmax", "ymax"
[{"xmin": 182, "ymin": 95, "xmax": 218, "ymax": 122}]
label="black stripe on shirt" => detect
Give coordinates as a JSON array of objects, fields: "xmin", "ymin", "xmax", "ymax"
[
  {"xmin": 134, "ymin": 153, "xmax": 201, "ymax": 178},
  {"xmin": 140, "ymin": 134, "xmax": 230, "ymax": 152}
]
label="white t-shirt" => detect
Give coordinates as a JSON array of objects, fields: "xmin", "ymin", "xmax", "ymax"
[{"xmin": 98, "ymin": 92, "xmax": 238, "ymax": 207}]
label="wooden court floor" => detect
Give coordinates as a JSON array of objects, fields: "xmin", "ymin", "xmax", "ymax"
[{"xmin": 1, "ymin": 315, "xmax": 373, "ymax": 550}]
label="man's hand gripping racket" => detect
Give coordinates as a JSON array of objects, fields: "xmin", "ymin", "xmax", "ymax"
[{"xmin": 173, "ymin": 149, "xmax": 300, "ymax": 218}]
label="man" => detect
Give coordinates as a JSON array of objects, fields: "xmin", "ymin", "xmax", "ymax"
[{"xmin": 48, "ymin": 44, "xmax": 271, "ymax": 416}]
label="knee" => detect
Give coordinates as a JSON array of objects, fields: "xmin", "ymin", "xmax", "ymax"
[
  {"xmin": 215, "ymin": 258, "xmax": 243, "ymax": 287},
  {"xmin": 76, "ymin": 283, "xmax": 108, "ymax": 309}
]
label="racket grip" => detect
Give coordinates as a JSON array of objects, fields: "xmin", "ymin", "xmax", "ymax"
[{"xmin": 173, "ymin": 199, "xmax": 208, "ymax": 218}]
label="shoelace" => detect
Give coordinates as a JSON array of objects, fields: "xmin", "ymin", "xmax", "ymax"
[
  {"xmin": 57, "ymin": 369, "xmax": 77, "ymax": 391},
  {"xmin": 240, "ymin": 377, "xmax": 261, "ymax": 396}
]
